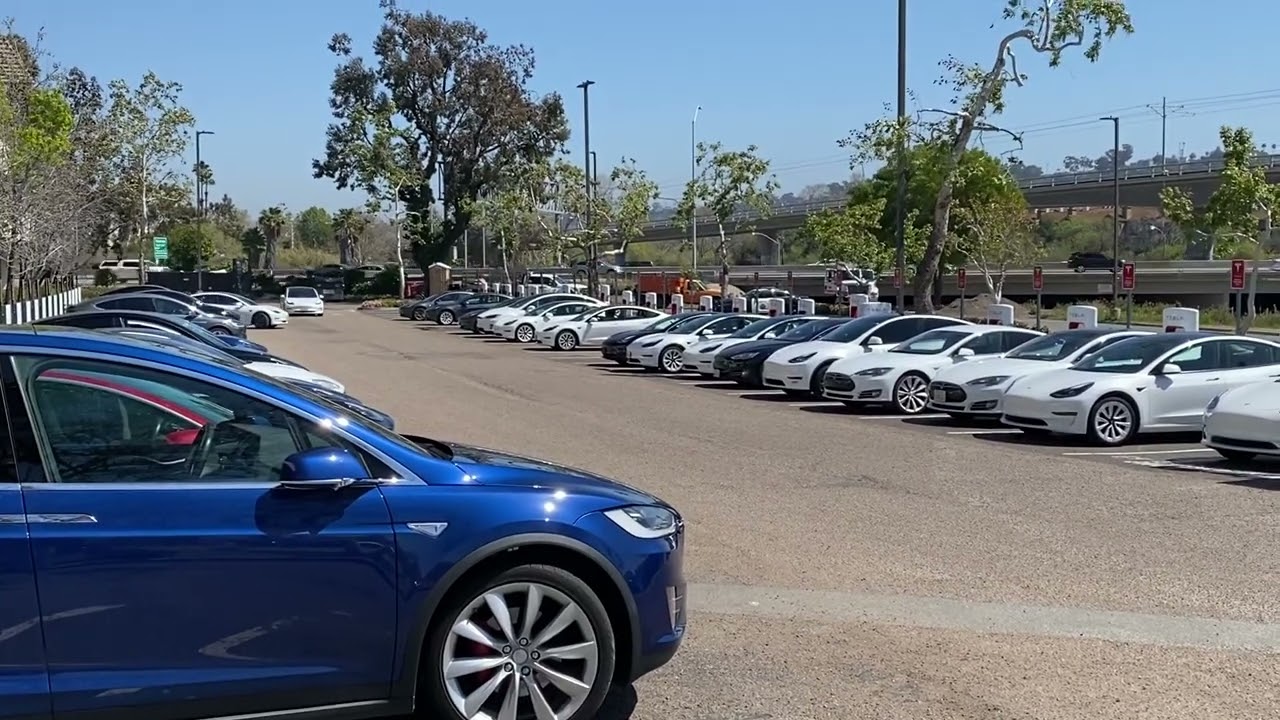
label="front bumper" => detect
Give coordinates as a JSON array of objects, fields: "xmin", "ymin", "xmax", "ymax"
[
  {"xmin": 712, "ymin": 355, "xmax": 764, "ymax": 386},
  {"xmin": 820, "ymin": 372, "xmax": 889, "ymax": 403},
  {"xmin": 682, "ymin": 350, "xmax": 717, "ymax": 375},
  {"xmin": 284, "ymin": 304, "xmax": 324, "ymax": 316},
  {"xmin": 1000, "ymin": 394, "xmax": 1088, "ymax": 434},
  {"xmin": 459, "ymin": 315, "xmax": 480, "ymax": 331},
  {"xmin": 925, "ymin": 380, "xmax": 1004, "ymax": 416},
  {"xmin": 628, "ymin": 343, "xmax": 663, "ymax": 368},
  {"xmin": 496, "ymin": 322, "xmax": 521, "ymax": 339},
  {"xmin": 1202, "ymin": 409, "xmax": 1280, "ymax": 457},
  {"xmin": 601, "ymin": 344, "xmax": 629, "ymax": 361},
  {"xmin": 761, "ymin": 359, "xmax": 811, "ymax": 390}
]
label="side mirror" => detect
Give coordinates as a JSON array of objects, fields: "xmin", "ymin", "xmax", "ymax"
[
  {"xmin": 956, "ymin": 347, "xmax": 975, "ymax": 358},
  {"xmin": 1159, "ymin": 363, "xmax": 1183, "ymax": 375},
  {"xmin": 279, "ymin": 448, "xmax": 369, "ymax": 489},
  {"xmin": 866, "ymin": 336, "xmax": 884, "ymax": 346}
]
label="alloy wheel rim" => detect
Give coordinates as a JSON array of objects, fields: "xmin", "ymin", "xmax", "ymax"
[
  {"xmin": 896, "ymin": 375, "xmax": 928, "ymax": 414},
  {"xmin": 440, "ymin": 311, "xmax": 454, "ymax": 324},
  {"xmin": 414, "ymin": 308, "xmax": 427, "ymax": 320},
  {"xmin": 517, "ymin": 325, "xmax": 534, "ymax": 342},
  {"xmin": 1094, "ymin": 399, "xmax": 1132, "ymax": 443},
  {"xmin": 661, "ymin": 348, "xmax": 682, "ymax": 372},
  {"xmin": 557, "ymin": 332, "xmax": 575, "ymax": 350},
  {"xmin": 442, "ymin": 582, "xmax": 599, "ymax": 720}
]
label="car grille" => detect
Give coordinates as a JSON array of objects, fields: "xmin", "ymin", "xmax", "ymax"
[
  {"xmin": 929, "ymin": 381, "xmax": 967, "ymax": 403},
  {"xmin": 822, "ymin": 372, "xmax": 854, "ymax": 391}
]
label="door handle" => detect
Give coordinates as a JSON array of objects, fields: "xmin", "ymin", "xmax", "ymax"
[
  {"xmin": 1205, "ymin": 377, "xmax": 1220, "ymax": 381},
  {"xmin": 27, "ymin": 513, "xmax": 97, "ymax": 524}
]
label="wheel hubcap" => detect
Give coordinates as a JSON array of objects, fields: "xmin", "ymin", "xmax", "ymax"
[
  {"xmin": 557, "ymin": 333, "xmax": 574, "ymax": 349},
  {"xmin": 896, "ymin": 376, "xmax": 928, "ymax": 413},
  {"xmin": 1094, "ymin": 400, "xmax": 1132, "ymax": 443},
  {"xmin": 662, "ymin": 349, "xmax": 682, "ymax": 372},
  {"xmin": 517, "ymin": 325, "xmax": 533, "ymax": 342},
  {"xmin": 443, "ymin": 582, "xmax": 598, "ymax": 720},
  {"xmin": 440, "ymin": 312, "xmax": 454, "ymax": 324}
]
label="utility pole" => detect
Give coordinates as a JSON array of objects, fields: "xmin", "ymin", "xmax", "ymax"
[
  {"xmin": 1100, "ymin": 116, "xmax": 1120, "ymax": 306},
  {"xmin": 1146, "ymin": 96, "xmax": 1188, "ymax": 181},
  {"xmin": 893, "ymin": 0, "xmax": 907, "ymax": 311},
  {"xmin": 691, "ymin": 105, "xmax": 701, "ymax": 272},
  {"xmin": 577, "ymin": 80, "xmax": 597, "ymax": 296}
]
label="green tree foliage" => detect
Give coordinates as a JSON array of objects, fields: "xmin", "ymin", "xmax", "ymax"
[
  {"xmin": 795, "ymin": 200, "xmax": 903, "ymax": 271},
  {"xmin": 609, "ymin": 159, "xmax": 660, "ymax": 257},
  {"xmin": 257, "ymin": 206, "xmax": 288, "ymax": 270},
  {"xmin": 674, "ymin": 142, "xmax": 778, "ymax": 293},
  {"xmin": 295, "ymin": 206, "xmax": 334, "ymax": 250},
  {"xmin": 314, "ymin": 1, "xmax": 568, "ymax": 268},
  {"xmin": 166, "ymin": 223, "xmax": 217, "ymax": 271},
  {"xmin": 333, "ymin": 208, "xmax": 370, "ymax": 265},
  {"xmin": 0, "ymin": 85, "xmax": 74, "ymax": 173},
  {"xmin": 1161, "ymin": 126, "xmax": 1275, "ymax": 260},
  {"xmin": 953, "ymin": 195, "xmax": 1042, "ymax": 301}
]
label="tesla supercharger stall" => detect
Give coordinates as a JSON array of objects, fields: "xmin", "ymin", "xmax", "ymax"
[
  {"xmin": 598, "ymin": 284, "xmax": 611, "ymax": 302},
  {"xmin": 847, "ymin": 293, "xmax": 870, "ymax": 317},
  {"xmin": 731, "ymin": 296, "xmax": 748, "ymax": 312},
  {"xmin": 698, "ymin": 295, "xmax": 714, "ymax": 311},
  {"xmin": 476, "ymin": 279, "xmax": 489, "ymax": 292},
  {"xmin": 497, "ymin": 283, "xmax": 511, "ymax": 295},
  {"xmin": 643, "ymin": 292, "xmax": 658, "ymax": 309},
  {"xmin": 670, "ymin": 295, "xmax": 685, "ymax": 314},
  {"xmin": 1163, "ymin": 307, "xmax": 1200, "ymax": 332},
  {"xmin": 1066, "ymin": 305, "xmax": 1098, "ymax": 329},
  {"xmin": 797, "ymin": 298, "xmax": 816, "ymax": 314},
  {"xmin": 760, "ymin": 298, "xmax": 785, "ymax": 317},
  {"xmin": 621, "ymin": 290, "xmax": 634, "ymax": 305},
  {"xmin": 985, "ymin": 303, "xmax": 1015, "ymax": 326},
  {"xmin": 862, "ymin": 301, "xmax": 893, "ymax": 317}
]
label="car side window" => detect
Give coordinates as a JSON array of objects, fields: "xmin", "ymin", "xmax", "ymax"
[
  {"xmin": 1164, "ymin": 342, "xmax": 1219, "ymax": 372},
  {"xmin": 152, "ymin": 297, "xmax": 188, "ymax": 315},
  {"xmin": 13, "ymin": 357, "xmax": 370, "ymax": 485},
  {"xmin": 870, "ymin": 318, "xmax": 924, "ymax": 344},
  {"xmin": 101, "ymin": 296, "xmax": 154, "ymax": 312},
  {"xmin": 1000, "ymin": 331, "xmax": 1040, "ymax": 352},
  {"xmin": 958, "ymin": 332, "xmax": 1004, "ymax": 355},
  {"xmin": 1080, "ymin": 335, "xmax": 1132, "ymax": 357},
  {"xmin": 1220, "ymin": 340, "xmax": 1278, "ymax": 368}
]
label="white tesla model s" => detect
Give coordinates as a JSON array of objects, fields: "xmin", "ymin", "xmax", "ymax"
[
  {"xmin": 495, "ymin": 299, "xmax": 603, "ymax": 343},
  {"xmin": 822, "ymin": 325, "xmax": 1043, "ymax": 414},
  {"xmin": 1201, "ymin": 380, "xmax": 1280, "ymax": 461},
  {"xmin": 1001, "ymin": 332, "xmax": 1280, "ymax": 445},
  {"xmin": 761, "ymin": 314, "xmax": 968, "ymax": 397},
  {"xmin": 682, "ymin": 315, "xmax": 820, "ymax": 377},
  {"xmin": 536, "ymin": 305, "xmax": 668, "ymax": 350},
  {"xmin": 927, "ymin": 328, "xmax": 1151, "ymax": 419}
]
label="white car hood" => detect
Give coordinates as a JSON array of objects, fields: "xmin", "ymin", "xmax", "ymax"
[
  {"xmin": 688, "ymin": 337, "xmax": 749, "ymax": 355},
  {"xmin": 829, "ymin": 349, "xmax": 957, "ymax": 375},
  {"xmin": 1215, "ymin": 380, "xmax": 1280, "ymax": 413},
  {"xmin": 932, "ymin": 356, "xmax": 1069, "ymax": 385},
  {"xmin": 768, "ymin": 340, "xmax": 861, "ymax": 364},
  {"xmin": 248, "ymin": 303, "xmax": 286, "ymax": 315},
  {"xmin": 1006, "ymin": 367, "xmax": 1127, "ymax": 397},
  {"xmin": 653, "ymin": 332, "xmax": 714, "ymax": 348},
  {"xmin": 245, "ymin": 362, "xmax": 345, "ymax": 393}
]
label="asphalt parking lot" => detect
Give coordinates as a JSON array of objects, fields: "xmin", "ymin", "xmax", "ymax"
[{"xmin": 262, "ymin": 309, "xmax": 1280, "ymax": 720}]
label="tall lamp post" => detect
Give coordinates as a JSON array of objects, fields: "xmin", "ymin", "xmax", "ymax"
[
  {"xmin": 893, "ymin": 0, "xmax": 907, "ymax": 310},
  {"xmin": 1100, "ymin": 116, "xmax": 1120, "ymax": 305},
  {"xmin": 750, "ymin": 232, "xmax": 783, "ymax": 265},
  {"xmin": 691, "ymin": 105, "xmax": 701, "ymax": 272},
  {"xmin": 577, "ymin": 80, "xmax": 597, "ymax": 295},
  {"xmin": 194, "ymin": 129, "xmax": 214, "ymax": 290}
]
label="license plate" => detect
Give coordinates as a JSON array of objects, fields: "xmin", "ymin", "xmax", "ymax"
[{"xmin": 932, "ymin": 390, "xmax": 945, "ymax": 403}]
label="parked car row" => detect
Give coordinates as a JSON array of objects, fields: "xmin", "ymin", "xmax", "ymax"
[
  {"xmin": 1, "ymin": 300, "xmax": 685, "ymax": 720},
  {"xmin": 452, "ymin": 300, "xmax": 1280, "ymax": 457}
]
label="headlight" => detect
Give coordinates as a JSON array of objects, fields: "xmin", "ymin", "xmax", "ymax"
[
  {"xmin": 701, "ymin": 344, "xmax": 722, "ymax": 353},
  {"xmin": 481, "ymin": 313, "xmax": 496, "ymax": 319},
  {"xmin": 604, "ymin": 505, "xmax": 677, "ymax": 539},
  {"xmin": 855, "ymin": 367, "xmax": 892, "ymax": 376},
  {"xmin": 729, "ymin": 351, "xmax": 759, "ymax": 361},
  {"xmin": 967, "ymin": 375, "xmax": 1011, "ymax": 387},
  {"xmin": 1206, "ymin": 393, "xmax": 1222, "ymax": 413},
  {"xmin": 788, "ymin": 352, "xmax": 816, "ymax": 363},
  {"xmin": 1049, "ymin": 382, "xmax": 1093, "ymax": 399}
]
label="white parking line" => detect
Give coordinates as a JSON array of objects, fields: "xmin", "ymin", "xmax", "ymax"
[
  {"xmin": 862, "ymin": 413, "xmax": 945, "ymax": 420},
  {"xmin": 945, "ymin": 429, "xmax": 1022, "ymax": 435},
  {"xmin": 1061, "ymin": 448, "xmax": 1211, "ymax": 456},
  {"xmin": 788, "ymin": 402, "xmax": 834, "ymax": 408}
]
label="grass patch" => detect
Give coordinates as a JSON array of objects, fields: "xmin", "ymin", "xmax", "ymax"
[{"xmin": 1036, "ymin": 301, "xmax": 1280, "ymax": 330}]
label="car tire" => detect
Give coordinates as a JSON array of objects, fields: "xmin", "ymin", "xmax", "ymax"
[
  {"xmin": 1215, "ymin": 448, "xmax": 1256, "ymax": 462},
  {"xmin": 1018, "ymin": 427, "xmax": 1051, "ymax": 438},
  {"xmin": 412, "ymin": 306, "xmax": 429, "ymax": 321},
  {"xmin": 251, "ymin": 312, "xmax": 271, "ymax": 329},
  {"xmin": 208, "ymin": 326, "xmax": 230, "ymax": 336},
  {"xmin": 807, "ymin": 361, "xmax": 835, "ymax": 397},
  {"xmin": 613, "ymin": 359, "xmax": 628, "ymax": 367},
  {"xmin": 438, "ymin": 310, "xmax": 456, "ymax": 326},
  {"xmin": 657, "ymin": 346, "xmax": 683, "ymax": 374},
  {"xmin": 555, "ymin": 330, "xmax": 579, "ymax": 351},
  {"xmin": 420, "ymin": 563, "xmax": 616, "ymax": 720},
  {"xmin": 782, "ymin": 389, "xmax": 807, "ymax": 397},
  {"xmin": 515, "ymin": 324, "xmax": 536, "ymax": 343},
  {"xmin": 1072, "ymin": 265, "xmax": 1085, "ymax": 273},
  {"xmin": 891, "ymin": 372, "xmax": 930, "ymax": 415},
  {"xmin": 1086, "ymin": 394, "xmax": 1138, "ymax": 446}
]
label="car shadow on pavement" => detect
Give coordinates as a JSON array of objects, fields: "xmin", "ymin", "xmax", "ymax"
[
  {"xmin": 972, "ymin": 430, "xmax": 1202, "ymax": 449},
  {"xmin": 902, "ymin": 415, "xmax": 997, "ymax": 428},
  {"xmin": 742, "ymin": 392, "xmax": 815, "ymax": 403},
  {"xmin": 691, "ymin": 381, "xmax": 742, "ymax": 390},
  {"xmin": 797, "ymin": 404, "xmax": 859, "ymax": 415}
]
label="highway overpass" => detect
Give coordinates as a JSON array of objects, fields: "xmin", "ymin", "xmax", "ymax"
[{"xmin": 633, "ymin": 154, "xmax": 1280, "ymax": 244}]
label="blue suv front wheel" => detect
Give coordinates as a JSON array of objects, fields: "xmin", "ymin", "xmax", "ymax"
[{"xmin": 423, "ymin": 564, "xmax": 616, "ymax": 720}]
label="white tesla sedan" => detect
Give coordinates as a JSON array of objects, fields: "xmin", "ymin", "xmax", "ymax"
[
  {"xmin": 475, "ymin": 292, "xmax": 590, "ymax": 334},
  {"xmin": 495, "ymin": 298, "xmax": 603, "ymax": 343},
  {"xmin": 193, "ymin": 291, "xmax": 290, "ymax": 329},
  {"xmin": 761, "ymin": 314, "xmax": 969, "ymax": 397},
  {"xmin": 628, "ymin": 313, "xmax": 764, "ymax": 372},
  {"xmin": 1201, "ymin": 380, "xmax": 1280, "ymax": 461},
  {"xmin": 927, "ymin": 328, "xmax": 1152, "ymax": 419},
  {"xmin": 536, "ymin": 305, "xmax": 668, "ymax": 350},
  {"xmin": 821, "ymin": 324, "xmax": 1043, "ymax": 414},
  {"xmin": 683, "ymin": 315, "xmax": 820, "ymax": 377},
  {"xmin": 1001, "ymin": 332, "xmax": 1280, "ymax": 445}
]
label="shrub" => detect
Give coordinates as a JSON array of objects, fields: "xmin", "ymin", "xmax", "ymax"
[
  {"xmin": 252, "ymin": 272, "xmax": 282, "ymax": 295},
  {"xmin": 93, "ymin": 268, "xmax": 117, "ymax": 287}
]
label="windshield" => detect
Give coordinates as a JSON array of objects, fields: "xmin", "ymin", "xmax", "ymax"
[
  {"xmin": 819, "ymin": 315, "xmax": 898, "ymax": 344},
  {"xmin": 286, "ymin": 287, "xmax": 319, "ymax": 298},
  {"xmin": 644, "ymin": 314, "xmax": 684, "ymax": 331},
  {"xmin": 1073, "ymin": 335, "xmax": 1189, "ymax": 374},
  {"xmin": 106, "ymin": 330, "xmax": 244, "ymax": 368},
  {"xmin": 776, "ymin": 318, "xmax": 847, "ymax": 342},
  {"xmin": 891, "ymin": 329, "xmax": 971, "ymax": 355},
  {"xmin": 666, "ymin": 314, "xmax": 718, "ymax": 333},
  {"xmin": 729, "ymin": 317, "xmax": 790, "ymax": 339},
  {"xmin": 1007, "ymin": 332, "xmax": 1103, "ymax": 361}
]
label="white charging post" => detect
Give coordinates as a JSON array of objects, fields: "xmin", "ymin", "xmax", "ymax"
[
  {"xmin": 763, "ymin": 298, "xmax": 785, "ymax": 316},
  {"xmin": 847, "ymin": 293, "xmax": 869, "ymax": 317},
  {"xmin": 621, "ymin": 290, "xmax": 634, "ymax": 305},
  {"xmin": 670, "ymin": 295, "xmax": 684, "ymax": 314},
  {"xmin": 797, "ymin": 298, "xmax": 815, "ymax": 314},
  {"xmin": 1066, "ymin": 305, "xmax": 1098, "ymax": 329},
  {"xmin": 1162, "ymin": 307, "xmax": 1200, "ymax": 332},
  {"xmin": 598, "ymin": 284, "xmax": 611, "ymax": 302},
  {"xmin": 643, "ymin": 291, "xmax": 658, "ymax": 309},
  {"xmin": 731, "ymin": 296, "xmax": 747, "ymax": 312},
  {"xmin": 699, "ymin": 295, "xmax": 714, "ymax": 311},
  {"xmin": 985, "ymin": 303, "xmax": 1015, "ymax": 326}
]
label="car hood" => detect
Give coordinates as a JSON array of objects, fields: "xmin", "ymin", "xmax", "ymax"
[
  {"xmin": 830, "ymin": 349, "xmax": 954, "ymax": 374},
  {"xmin": 603, "ymin": 329, "xmax": 652, "ymax": 346},
  {"xmin": 406, "ymin": 435, "xmax": 661, "ymax": 504},
  {"xmin": 1215, "ymin": 381, "xmax": 1280, "ymax": 413},
  {"xmin": 932, "ymin": 356, "xmax": 1069, "ymax": 384},
  {"xmin": 1006, "ymin": 367, "xmax": 1130, "ymax": 397},
  {"xmin": 217, "ymin": 336, "xmax": 268, "ymax": 353},
  {"xmin": 688, "ymin": 337, "xmax": 748, "ymax": 355},
  {"xmin": 718, "ymin": 338, "xmax": 792, "ymax": 358},
  {"xmin": 635, "ymin": 331, "xmax": 702, "ymax": 348},
  {"xmin": 245, "ymin": 362, "xmax": 345, "ymax": 393},
  {"xmin": 767, "ymin": 340, "xmax": 856, "ymax": 363}
]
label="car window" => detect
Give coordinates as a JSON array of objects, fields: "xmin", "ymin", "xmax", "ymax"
[
  {"xmin": 1164, "ymin": 342, "xmax": 1217, "ymax": 372},
  {"xmin": 870, "ymin": 318, "xmax": 927, "ymax": 344},
  {"xmin": 998, "ymin": 331, "xmax": 1041, "ymax": 353},
  {"xmin": 1218, "ymin": 340, "xmax": 1278, "ymax": 368},
  {"xmin": 100, "ymin": 296, "xmax": 154, "ymax": 312},
  {"xmin": 14, "ymin": 357, "xmax": 371, "ymax": 485},
  {"xmin": 152, "ymin": 297, "xmax": 189, "ymax": 315},
  {"xmin": 891, "ymin": 329, "xmax": 970, "ymax": 354},
  {"xmin": 39, "ymin": 314, "xmax": 117, "ymax": 329},
  {"xmin": 957, "ymin": 332, "xmax": 1005, "ymax": 355},
  {"xmin": 203, "ymin": 294, "xmax": 237, "ymax": 306}
]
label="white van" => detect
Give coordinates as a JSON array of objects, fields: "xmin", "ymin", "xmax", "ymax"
[{"xmin": 98, "ymin": 259, "xmax": 167, "ymax": 282}]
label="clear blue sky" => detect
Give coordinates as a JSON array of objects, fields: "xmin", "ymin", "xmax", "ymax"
[{"xmin": 10, "ymin": 0, "xmax": 1280, "ymax": 214}]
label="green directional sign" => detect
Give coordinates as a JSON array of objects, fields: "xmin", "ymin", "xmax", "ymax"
[{"xmin": 152, "ymin": 236, "xmax": 168, "ymax": 262}]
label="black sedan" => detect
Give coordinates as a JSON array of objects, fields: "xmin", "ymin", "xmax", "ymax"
[
  {"xmin": 711, "ymin": 317, "xmax": 853, "ymax": 386},
  {"xmin": 423, "ymin": 293, "xmax": 510, "ymax": 325},
  {"xmin": 399, "ymin": 290, "xmax": 473, "ymax": 321},
  {"xmin": 599, "ymin": 312, "xmax": 717, "ymax": 365},
  {"xmin": 459, "ymin": 297, "xmax": 522, "ymax": 332}
]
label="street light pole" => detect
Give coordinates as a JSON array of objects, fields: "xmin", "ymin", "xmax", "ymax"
[
  {"xmin": 577, "ymin": 80, "xmax": 597, "ymax": 296},
  {"xmin": 751, "ymin": 232, "xmax": 783, "ymax": 265},
  {"xmin": 691, "ymin": 105, "xmax": 701, "ymax": 272},
  {"xmin": 1100, "ymin": 116, "xmax": 1120, "ymax": 305},
  {"xmin": 194, "ymin": 129, "xmax": 214, "ymax": 291},
  {"xmin": 894, "ymin": 0, "xmax": 907, "ymax": 311}
]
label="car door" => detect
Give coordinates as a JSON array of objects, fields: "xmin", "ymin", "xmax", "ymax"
[
  {"xmin": 951, "ymin": 331, "xmax": 1006, "ymax": 364},
  {"xmin": 7, "ymin": 354, "xmax": 398, "ymax": 719},
  {"xmin": 1217, "ymin": 338, "xmax": 1280, "ymax": 388},
  {"xmin": 1146, "ymin": 341, "xmax": 1227, "ymax": 427},
  {"xmin": 0, "ymin": 404, "xmax": 50, "ymax": 720},
  {"xmin": 861, "ymin": 317, "xmax": 927, "ymax": 351}
]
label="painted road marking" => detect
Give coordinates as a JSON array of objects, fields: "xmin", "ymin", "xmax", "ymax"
[
  {"xmin": 1061, "ymin": 448, "xmax": 1211, "ymax": 457},
  {"xmin": 945, "ymin": 429, "xmax": 1022, "ymax": 435}
]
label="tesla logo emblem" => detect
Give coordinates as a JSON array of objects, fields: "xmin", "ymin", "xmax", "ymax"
[{"xmin": 406, "ymin": 522, "xmax": 448, "ymax": 538}]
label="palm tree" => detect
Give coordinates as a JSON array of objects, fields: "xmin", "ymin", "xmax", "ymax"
[
  {"xmin": 258, "ymin": 205, "xmax": 287, "ymax": 271},
  {"xmin": 333, "ymin": 208, "xmax": 369, "ymax": 266}
]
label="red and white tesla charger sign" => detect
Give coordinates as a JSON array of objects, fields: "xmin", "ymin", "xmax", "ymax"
[
  {"xmin": 1163, "ymin": 307, "xmax": 1200, "ymax": 333},
  {"xmin": 1121, "ymin": 263, "xmax": 1136, "ymax": 291},
  {"xmin": 1066, "ymin": 305, "xmax": 1098, "ymax": 329},
  {"xmin": 892, "ymin": 268, "xmax": 903, "ymax": 289},
  {"xmin": 1032, "ymin": 265, "xmax": 1044, "ymax": 291},
  {"xmin": 1231, "ymin": 259, "xmax": 1246, "ymax": 290},
  {"xmin": 847, "ymin": 293, "xmax": 869, "ymax": 317},
  {"xmin": 956, "ymin": 268, "xmax": 967, "ymax": 290}
]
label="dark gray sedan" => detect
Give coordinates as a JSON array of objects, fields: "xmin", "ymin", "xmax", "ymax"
[{"xmin": 68, "ymin": 292, "xmax": 247, "ymax": 337}]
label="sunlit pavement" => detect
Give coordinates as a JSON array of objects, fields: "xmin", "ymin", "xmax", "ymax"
[{"xmin": 260, "ymin": 308, "xmax": 1280, "ymax": 720}]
